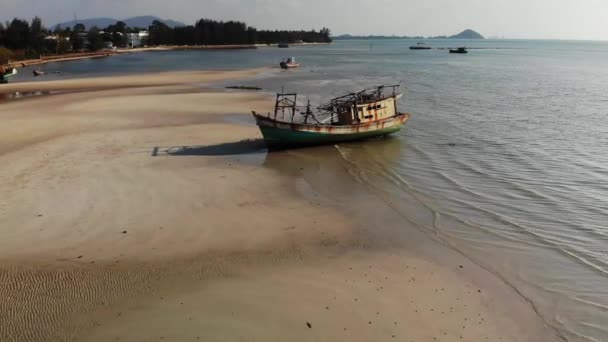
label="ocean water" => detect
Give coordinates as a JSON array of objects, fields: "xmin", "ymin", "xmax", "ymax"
[{"xmin": 12, "ymin": 39, "xmax": 608, "ymax": 341}]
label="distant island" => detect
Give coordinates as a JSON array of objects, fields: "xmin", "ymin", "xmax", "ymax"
[
  {"xmin": 334, "ymin": 29, "xmax": 484, "ymax": 40},
  {"xmin": 447, "ymin": 29, "xmax": 485, "ymax": 39}
]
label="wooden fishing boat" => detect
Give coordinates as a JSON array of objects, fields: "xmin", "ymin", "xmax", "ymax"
[
  {"xmin": 278, "ymin": 42, "xmax": 289, "ymax": 48},
  {"xmin": 279, "ymin": 57, "xmax": 300, "ymax": 69},
  {"xmin": 252, "ymin": 85, "xmax": 411, "ymax": 148},
  {"xmin": 0, "ymin": 65, "xmax": 17, "ymax": 83}
]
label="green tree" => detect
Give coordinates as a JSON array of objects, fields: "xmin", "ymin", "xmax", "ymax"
[
  {"xmin": 148, "ymin": 20, "xmax": 172, "ymax": 45},
  {"xmin": 106, "ymin": 21, "xmax": 128, "ymax": 47},
  {"xmin": 0, "ymin": 46, "xmax": 15, "ymax": 65},
  {"xmin": 57, "ymin": 39, "xmax": 71, "ymax": 54},
  {"xmin": 320, "ymin": 27, "xmax": 332, "ymax": 42},
  {"xmin": 74, "ymin": 23, "xmax": 86, "ymax": 32},
  {"xmin": 0, "ymin": 22, "xmax": 6, "ymax": 47},
  {"xmin": 87, "ymin": 26, "xmax": 104, "ymax": 51},
  {"xmin": 29, "ymin": 16, "xmax": 47, "ymax": 56},
  {"xmin": 70, "ymin": 29, "xmax": 85, "ymax": 51},
  {"xmin": 5, "ymin": 18, "xmax": 30, "ymax": 50}
]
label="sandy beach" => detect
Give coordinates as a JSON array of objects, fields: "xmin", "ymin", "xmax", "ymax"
[{"xmin": 0, "ymin": 71, "xmax": 561, "ymax": 341}]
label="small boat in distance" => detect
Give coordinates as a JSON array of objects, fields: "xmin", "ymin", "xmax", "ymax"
[
  {"xmin": 449, "ymin": 47, "xmax": 468, "ymax": 54},
  {"xmin": 0, "ymin": 64, "xmax": 17, "ymax": 83},
  {"xmin": 410, "ymin": 42, "xmax": 431, "ymax": 50},
  {"xmin": 33, "ymin": 69, "xmax": 46, "ymax": 76},
  {"xmin": 278, "ymin": 42, "xmax": 289, "ymax": 48},
  {"xmin": 252, "ymin": 85, "xmax": 411, "ymax": 149},
  {"xmin": 280, "ymin": 57, "xmax": 300, "ymax": 69}
]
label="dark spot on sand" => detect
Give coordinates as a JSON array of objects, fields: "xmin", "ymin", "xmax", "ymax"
[
  {"xmin": 459, "ymin": 265, "xmax": 464, "ymax": 268},
  {"xmin": 478, "ymin": 289, "xmax": 482, "ymax": 293},
  {"xmin": 368, "ymin": 321, "xmax": 372, "ymax": 324},
  {"xmin": 122, "ymin": 230, "xmax": 127, "ymax": 234},
  {"xmin": 306, "ymin": 322, "xmax": 312, "ymax": 328},
  {"xmin": 326, "ymin": 306, "xmax": 329, "ymax": 310},
  {"xmin": 77, "ymin": 255, "xmax": 83, "ymax": 259},
  {"xmin": 37, "ymin": 214, "xmax": 43, "ymax": 217}
]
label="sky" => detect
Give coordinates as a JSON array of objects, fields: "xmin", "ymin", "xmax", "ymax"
[{"xmin": 1, "ymin": 0, "xmax": 607, "ymax": 40}]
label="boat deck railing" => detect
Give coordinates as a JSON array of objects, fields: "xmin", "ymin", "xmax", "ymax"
[{"xmin": 273, "ymin": 105, "xmax": 335, "ymax": 125}]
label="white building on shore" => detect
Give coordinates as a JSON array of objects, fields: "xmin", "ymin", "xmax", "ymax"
[{"xmin": 127, "ymin": 31, "xmax": 149, "ymax": 48}]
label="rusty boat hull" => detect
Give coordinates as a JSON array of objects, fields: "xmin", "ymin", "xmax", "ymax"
[{"xmin": 252, "ymin": 112, "xmax": 411, "ymax": 148}]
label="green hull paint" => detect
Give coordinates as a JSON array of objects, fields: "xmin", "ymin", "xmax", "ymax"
[
  {"xmin": 259, "ymin": 124, "xmax": 404, "ymax": 148},
  {"xmin": 1, "ymin": 69, "xmax": 17, "ymax": 83}
]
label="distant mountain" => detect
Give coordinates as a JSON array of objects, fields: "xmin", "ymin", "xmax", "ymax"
[
  {"xmin": 53, "ymin": 17, "xmax": 116, "ymax": 30},
  {"xmin": 334, "ymin": 29, "xmax": 484, "ymax": 40},
  {"xmin": 53, "ymin": 16, "xmax": 185, "ymax": 30},
  {"xmin": 123, "ymin": 16, "xmax": 185, "ymax": 29},
  {"xmin": 448, "ymin": 29, "xmax": 484, "ymax": 39}
]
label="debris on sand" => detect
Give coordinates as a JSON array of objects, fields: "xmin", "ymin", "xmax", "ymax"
[{"xmin": 225, "ymin": 85, "xmax": 262, "ymax": 91}]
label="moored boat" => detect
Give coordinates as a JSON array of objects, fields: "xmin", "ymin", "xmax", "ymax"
[
  {"xmin": 410, "ymin": 42, "xmax": 431, "ymax": 50},
  {"xmin": 279, "ymin": 57, "xmax": 300, "ymax": 69},
  {"xmin": 0, "ymin": 65, "xmax": 17, "ymax": 83},
  {"xmin": 449, "ymin": 47, "xmax": 468, "ymax": 54},
  {"xmin": 252, "ymin": 85, "xmax": 411, "ymax": 148},
  {"xmin": 278, "ymin": 42, "xmax": 289, "ymax": 48}
]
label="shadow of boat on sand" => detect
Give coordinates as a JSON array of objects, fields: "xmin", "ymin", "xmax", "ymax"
[{"xmin": 152, "ymin": 139, "xmax": 267, "ymax": 157}]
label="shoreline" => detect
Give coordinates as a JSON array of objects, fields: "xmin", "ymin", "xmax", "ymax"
[
  {"xmin": 6, "ymin": 42, "xmax": 331, "ymax": 69},
  {"xmin": 0, "ymin": 71, "xmax": 560, "ymax": 341}
]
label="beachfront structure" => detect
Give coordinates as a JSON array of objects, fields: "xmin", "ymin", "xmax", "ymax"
[{"xmin": 127, "ymin": 31, "xmax": 149, "ymax": 48}]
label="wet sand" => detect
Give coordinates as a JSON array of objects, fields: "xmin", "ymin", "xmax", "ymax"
[{"xmin": 0, "ymin": 71, "xmax": 560, "ymax": 341}]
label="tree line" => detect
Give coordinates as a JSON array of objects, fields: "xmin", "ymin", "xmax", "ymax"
[
  {"xmin": 0, "ymin": 16, "xmax": 331, "ymax": 63},
  {"xmin": 148, "ymin": 19, "xmax": 331, "ymax": 46}
]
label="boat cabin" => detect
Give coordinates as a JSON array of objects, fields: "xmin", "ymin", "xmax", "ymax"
[
  {"xmin": 319, "ymin": 85, "xmax": 400, "ymax": 125},
  {"xmin": 271, "ymin": 85, "xmax": 401, "ymax": 126},
  {"xmin": 336, "ymin": 97, "xmax": 397, "ymax": 125}
]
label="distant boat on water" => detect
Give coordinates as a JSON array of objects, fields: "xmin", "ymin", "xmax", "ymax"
[
  {"xmin": 280, "ymin": 57, "xmax": 300, "ymax": 69},
  {"xmin": 410, "ymin": 42, "xmax": 431, "ymax": 50},
  {"xmin": 449, "ymin": 47, "xmax": 468, "ymax": 54},
  {"xmin": 252, "ymin": 85, "xmax": 411, "ymax": 149},
  {"xmin": 278, "ymin": 42, "xmax": 289, "ymax": 48},
  {"xmin": 0, "ymin": 65, "xmax": 17, "ymax": 83}
]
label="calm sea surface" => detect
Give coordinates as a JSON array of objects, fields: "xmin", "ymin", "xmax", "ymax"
[{"xmin": 13, "ymin": 39, "xmax": 608, "ymax": 341}]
